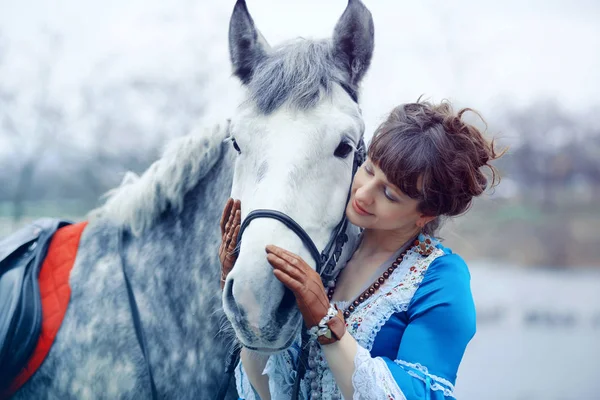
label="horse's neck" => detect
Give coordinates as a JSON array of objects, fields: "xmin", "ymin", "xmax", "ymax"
[{"xmin": 122, "ymin": 145, "xmax": 235, "ymax": 318}]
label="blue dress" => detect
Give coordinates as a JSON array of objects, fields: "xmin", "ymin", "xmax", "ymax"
[{"xmin": 235, "ymin": 236, "xmax": 476, "ymax": 399}]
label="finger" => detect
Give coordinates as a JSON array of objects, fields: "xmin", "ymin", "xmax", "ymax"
[
  {"xmin": 265, "ymin": 245, "xmax": 301, "ymax": 262},
  {"xmin": 233, "ymin": 209, "xmax": 241, "ymax": 229},
  {"xmin": 233, "ymin": 199, "xmax": 241, "ymax": 213},
  {"xmin": 220, "ymin": 198, "xmax": 234, "ymax": 235},
  {"xmin": 273, "ymin": 269, "xmax": 304, "ymax": 293},
  {"xmin": 266, "ymin": 245, "xmax": 310, "ymax": 273},
  {"xmin": 224, "ymin": 229, "xmax": 234, "ymax": 250},
  {"xmin": 228, "ymin": 224, "xmax": 241, "ymax": 253},
  {"xmin": 220, "ymin": 198, "xmax": 234, "ymax": 236},
  {"xmin": 234, "ymin": 208, "xmax": 241, "ymax": 227},
  {"xmin": 225, "ymin": 210, "xmax": 241, "ymax": 244},
  {"xmin": 219, "ymin": 241, "xmax": 228, "ymax": 259},
  {"xmin": 267, "ymin": 253, "xmax": 305, "ymax": 281},
  {"xmin": 227, "ymin": 203, "xmax": 236, "ymax": 227},
  {"xmin": 230, "ymin": 202, "xmax": 242, "ymax": 236},
  {"xmin": 224, "ymin": 206, "xmax": 237, "ymax": 239}
]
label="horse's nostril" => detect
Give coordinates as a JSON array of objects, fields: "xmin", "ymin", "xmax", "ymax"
[
  {"xmin": 224, "ymin": 277, "xmax": 238, "ymax": 313},
  {"xmin": 274, "ymin": 287, "xmax": 297, "ymax": 328},
  {"xmin": 280, "ymin": 287, "xmax": 296, "ymax": 313}
]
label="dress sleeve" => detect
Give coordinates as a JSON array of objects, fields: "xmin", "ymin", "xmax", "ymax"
[
  {"xmin": 234, "ymin": 360, "xmax": 259, "ymax": 400},
  {"xmin": 351, "ymin": 254, "xmax": 476, "ymax": 400}
]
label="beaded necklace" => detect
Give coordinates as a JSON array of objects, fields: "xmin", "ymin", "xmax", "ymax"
[{"xmin": 327, "ymin": 235, "xmax": 434, "ymax": 319}]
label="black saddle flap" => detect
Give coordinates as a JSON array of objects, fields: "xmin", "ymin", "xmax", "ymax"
[{"xmin": 0, "ymin": 218, "xmax": 72, "ymax": 391}]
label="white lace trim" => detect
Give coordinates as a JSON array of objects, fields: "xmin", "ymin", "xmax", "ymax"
[
  {"xmin": 395, "ymin": 360, "xmax": 456, "ymax": 398},
  {"xmin": 345, "ymin": 246, "xmax": 445, "ymax": 351},
  {"xmin": 334, "ymin": 300, "xmax": 352, "ymax": 311},
  {"xmin": 234, "ymin": 360, "xmax": 258, "ymax": 400},
  {"xmin": 352, "ymin": 345, "xmax": 407, "ymax": 400}
]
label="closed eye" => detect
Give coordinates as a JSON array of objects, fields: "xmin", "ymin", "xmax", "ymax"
[
  {"xmin": 384, "ymin": 188, "xmax": 398, "ymax": 202},
  {"xmin": 365, "ymin": 164, "xmax": 399, "ymax": 202}
]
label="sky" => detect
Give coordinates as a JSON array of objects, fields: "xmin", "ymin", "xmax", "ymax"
[{"xmin": 0, "ymin": 0, "xmax": 599, "ymax": 141}]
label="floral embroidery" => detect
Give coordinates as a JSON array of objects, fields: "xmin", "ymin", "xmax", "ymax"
[{"xmin": 351, "ymin": 316, "xmax": 364, "ymax": 331}]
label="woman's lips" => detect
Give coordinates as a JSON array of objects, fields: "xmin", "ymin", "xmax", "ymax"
[{"xmin": 352, "ymin": 199, "xmax": 372, "ymax": 216}]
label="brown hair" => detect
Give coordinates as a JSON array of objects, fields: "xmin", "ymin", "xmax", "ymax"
[{"xmin": 368, "ymin": 99, "xmax": 504, "ymax": 235}]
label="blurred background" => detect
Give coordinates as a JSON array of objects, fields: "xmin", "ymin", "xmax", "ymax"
[{"xmin": 1, "ymin": 0, "xmax": 599, "ymax": 398}]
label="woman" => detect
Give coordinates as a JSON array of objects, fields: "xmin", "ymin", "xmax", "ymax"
[{"xmin": 219, "ymin": 100, "xmax": 503, "ymax": 399}]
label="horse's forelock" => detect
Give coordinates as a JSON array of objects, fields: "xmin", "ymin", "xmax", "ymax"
[{"xmin": 247, "ymin": 39, "xmax": 352, "ymax": 115}]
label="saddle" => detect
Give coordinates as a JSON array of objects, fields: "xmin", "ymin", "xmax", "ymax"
[{"xmin": 0, "ymin": 218, "xmax": 71, "ymax": 391}]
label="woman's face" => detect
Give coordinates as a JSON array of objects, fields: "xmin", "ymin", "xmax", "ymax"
[{"xmin": 345, "ymin": 158, "xmax": 429, "ymax": 233}]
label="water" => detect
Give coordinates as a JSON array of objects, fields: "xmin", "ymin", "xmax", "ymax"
[{"xmin": 455, "ymin": 264, "xmax": 600, "ymax": 400}]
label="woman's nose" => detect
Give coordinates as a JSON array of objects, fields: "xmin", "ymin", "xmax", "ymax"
[{"xmin": 354, "ymin": 185, "xmax": 374, "ymax": 205}]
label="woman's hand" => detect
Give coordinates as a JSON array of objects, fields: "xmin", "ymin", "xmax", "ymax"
[
  {"xmin": 219, "ymin": 198, "xmax": 241, "ymax": 290},
  {"xmin": 266, "ymin": 245, "xmax": 346, "ymax": 344}
]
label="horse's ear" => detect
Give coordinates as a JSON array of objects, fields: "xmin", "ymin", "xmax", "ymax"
[
  {"xmin": 332, "ymin": 0, "xmax": 375, "ymax": 87},
  {"xmin": 229, "ymin": 0, "xmax": 270, "ymax": 85}
]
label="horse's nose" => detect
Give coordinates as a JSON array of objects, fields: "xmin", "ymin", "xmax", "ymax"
[{"xmin": 224, "ymin": 277, "xmax": 240, "ymax": 319}]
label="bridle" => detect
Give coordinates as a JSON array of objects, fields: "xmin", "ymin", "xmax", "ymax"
[
  {"xmin": 214, "ymin": 137, "xmax": 366, "ymax": 399},
  {"xmin": 236, "ymin": 138, "xmax": 365, "ymax": 285}
]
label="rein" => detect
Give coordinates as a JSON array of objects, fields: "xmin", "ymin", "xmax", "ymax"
[{"xmin": 117, "ymin": 228, "xmax": 158, "ymax": 400}]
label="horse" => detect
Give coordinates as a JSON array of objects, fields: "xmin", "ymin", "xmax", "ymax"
[{"xmin": 8, "ymin": 0, "xmax": 374, "ymax": 398}]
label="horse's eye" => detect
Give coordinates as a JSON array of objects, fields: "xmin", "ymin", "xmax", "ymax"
[
  {"xmin": 232, "ymin": 139, "xmax": 241, "ymax": 154},
  {"xmin": 334, "ymin": 141, "xmax": 353, "ymax": 159}
]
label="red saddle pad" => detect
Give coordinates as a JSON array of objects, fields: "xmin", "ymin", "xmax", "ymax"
[{"xmin": 5, "ymin": 221, "xmax": 87, "ymax": 397}]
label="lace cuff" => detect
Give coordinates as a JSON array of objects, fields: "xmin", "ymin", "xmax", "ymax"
[
  {"xmin": 395, "ymin": 360, "xmax": 456, "ymax": 398},
  {"xmin": 351, "ymin": 345, "xmax": 407, "ymax": 400}
]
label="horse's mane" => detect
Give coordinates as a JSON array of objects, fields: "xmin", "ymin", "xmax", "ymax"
[
  {"xmin": 248, "ymin": 38, "xmax": 349, "ymax": 114},
  {"xmin": 89, "ymin": 123, "xmax": 228, "ymax": 235}
]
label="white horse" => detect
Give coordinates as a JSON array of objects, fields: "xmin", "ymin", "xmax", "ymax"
[{"xmin": 10, "ymin": 0, "xmax": 374, "ymax": 398}]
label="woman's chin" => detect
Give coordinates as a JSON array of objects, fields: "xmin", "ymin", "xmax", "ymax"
[{"xmin": 346, "ymin": 206, "xmax": 372, "ymax": 228}]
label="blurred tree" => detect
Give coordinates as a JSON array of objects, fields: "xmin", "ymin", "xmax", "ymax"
[
  {"xmin": 0, "ymin": 28, "xmax": 210, "ymax": 218},
  {"xmin": 498, "ymin": 100, "xmax": 596, "ymax": 208},
  {"xmin": 71, "ymin": 66, "xmax": 209, "ymax": 206},
  {"xmin": 0, "ymin": 30, "xmax": 67, "ymax": 226}
]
